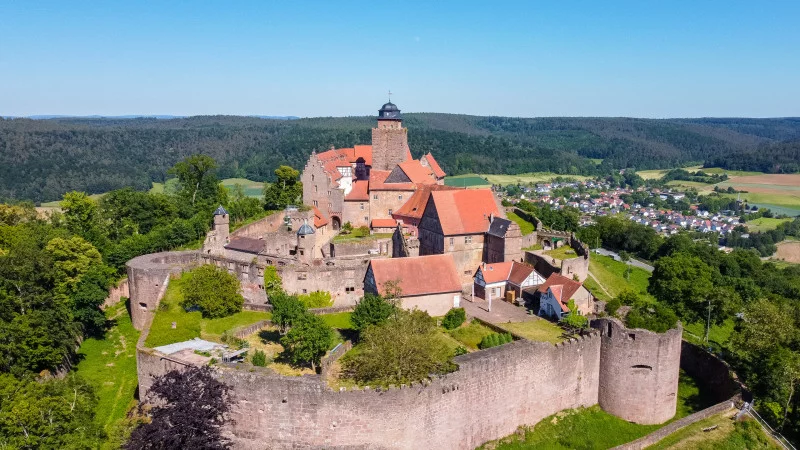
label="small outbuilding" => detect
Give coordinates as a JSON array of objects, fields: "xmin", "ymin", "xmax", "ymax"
[
  {"xmin": 364, "ymin": 254, "xmax": 462, "ymax": 316},
  {"xmin": 536, "ymin": 273, "xmax": 593, "ymax": 320}
]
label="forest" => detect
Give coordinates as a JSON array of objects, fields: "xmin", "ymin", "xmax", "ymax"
[{"xmin": 2, "ymin": 114, "xmax": 799, "ymax": 202}]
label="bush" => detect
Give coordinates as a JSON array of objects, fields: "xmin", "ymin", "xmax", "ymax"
[
  {"xmin": 297, "ymin": 291, "xmax": 333, "ymax": 309},
  {"xmin": 478, "ymin": 332, "xmax": 513, "ymax": 349},
  {"xmin": 351, "ymin": 293, "xmax": 396, "ymax": 332},
  {"xmin": 454, "ymin": 346, "xmax": 468, "ymax": 356},
  {"xmin": 180, "ymin": 265, "xmax": 244, "ymax": 318},
  {"xmin": 441, "ymin": 308, "xmax": 466, "ymax": 330},
  {"xmin": 605, "ymin": 298, "xmax": 621, "ymax": 316},
  {"xmin": 251, "ymin": 350, "xmax": 267, "ymax": 367}
]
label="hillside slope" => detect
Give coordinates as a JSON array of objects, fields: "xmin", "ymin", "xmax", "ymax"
[{"xmin": 1, "ymin": 114, "xmax": 799, "ymax": 202}]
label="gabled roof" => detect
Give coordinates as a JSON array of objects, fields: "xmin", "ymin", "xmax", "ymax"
[
  {"xmin": 344, "ymin": 179, "xmax": 369, "ymax": 201},
  {"xmin": 537, "ymin": 273, "xmax": 583, "ymax": 312},
  {"xmin": 225, "ymin": 237, "xmax": 266, "ymax": 254},
  {"xmin": 508, "ymin": 262, "xmax": 536, "ymax": 286},
  {"xmin": 397, "ymin": 160, "xmax": 437, "ymax": 185},
  {"xmin": 422, "ymin": 153, "xmax": 446, "ymax": 178},
  {"xmin": 315, "ymin": 145, "xmax": 373, "ymax": 184},
  {"xmin": 476, "ymin": 261, "xmax": 536, "ymax": 285},
  {"xmin": 368, "ymin": 254, "xmax": 461, "ymax": 297},
  {"xmin": 429, "ymin": 189, "xmax": 500, "ymax": 235},
  {"xmin": 371, "ymin": 218, "xmax": 398, "ymax": 228},
  {"xmin": 312, "ymin": 206, "xmax": 329, "ymax": 228},
  {"xmin": 369, "ymin": 170, "xmax": 416, "ymax": 191},
  {"xmin": 393, "ymin": 185, "xmax": 459, "ymax": 220}
]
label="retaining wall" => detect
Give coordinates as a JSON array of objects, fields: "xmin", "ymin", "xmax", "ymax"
[
  {"xmin": 102, "ymin": 278, "xmax": 129, "ymax": 309},
  {"xmin": 127, "ymin": 251, "xmax": 199, "ymax": 330}
]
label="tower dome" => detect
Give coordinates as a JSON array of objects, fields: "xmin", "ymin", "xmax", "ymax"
[
  {"xmin": 297, "ymin": 221, "xmax": 315, "ymax": 236},
  {"xmin": 378, "ymin": 101, "xmax": 401, "ymax": 120}
]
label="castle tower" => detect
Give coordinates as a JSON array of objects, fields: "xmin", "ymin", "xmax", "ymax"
[
  {"xmin": 296, "ymin": 219, "xmax": 316, "ymax": 264},
  {"xmin": 592, "ymin": 318, "xmax": 682, "ymax": 425},
  {"xmin": 204, "ymin": 205, "xmax": 230, "ymax": 256},
  {"xmin": 371, "ymin": 100, "xmax": 410, "ymax": 170}
]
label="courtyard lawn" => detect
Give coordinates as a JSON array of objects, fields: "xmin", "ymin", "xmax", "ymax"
[
  {"xmin": 320, "ymin": 312, "xmax": 354, "ymax": 330},
  {"xmin": 588, "ymin": 254, "xmax": 653, "ymax": 300},
  {"xmin": 481, "ymin": 371, "xmax": 715, "ymax": 449},
  {"xmin": 74, "ymin": 301, "xmax": 141, "ymax": 441},
  {"xmin": 144, "ymin": 275, "xmax": 271, "ymax": 348},
  {"xmin": 747, "ymin": 217, "xmax": 792, "ymax": 232},
  {"xmin": 544, "ymin": 245, "xmax": 580, "ymax": 260},
  {"xmin": 498, "ymin": 319, "xmax": 564, "ymax": 344},
  {"xmin": 332, "ymin": 229, "xmax": 393, "ymax": 243},
  {"xmin": 448, "ymin": 320, "xmax": 496, "ymax": 349},
  {"xmin": 506, "ymin": 211, "xmax": 536, "ymax": 235}
]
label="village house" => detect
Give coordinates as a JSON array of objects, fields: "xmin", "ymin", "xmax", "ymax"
[
  {"xmin": 472, "ymin": 261, "xmax": 545, "ymax": 304},
  {"xmin": 363, "ymin": 254, "xmax": 462, "ymax": 316},
  {"xmin": 536, "ymin": 273, "xmax": 593, "ymax": 320}
]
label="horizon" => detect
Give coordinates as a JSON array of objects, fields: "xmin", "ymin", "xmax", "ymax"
[{"xmin": 1, "ymin": 1, "xmax": 799, "ymax": 118}]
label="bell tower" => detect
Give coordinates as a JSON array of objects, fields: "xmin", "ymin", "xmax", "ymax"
[{"xmin": 371, "ymin": 97, "xmax": 410, "ymax": 171}]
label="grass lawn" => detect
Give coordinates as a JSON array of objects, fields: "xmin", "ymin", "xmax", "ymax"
[
  {"xmin": 482, "ymin": 371, "xmax": 715, "ymax": 449},
  {"xmin": 666, "ymin": 180, "xmax": 716, "ymax": 190},
  {"xmin": 507, "ymin": 211, "xmax": 536, "ymax": 235},
  {"xmin": 332, "ymin": 230, "xmax": 393, "ymax": 243},
  {"xmin": 720, "ymin": 191, "xmax": 800, "ymax": 211},
  {"xmin": 220, "ymin": 177, "xmax": 265, "ymax": 198},
  {"xmin": 320, "ymin": 312, "xmax": 354, "ymax": 330},
  {"xmin": 74, "ymin": 301, "xmax": 140, "ymax": 441},
  {"xmin": 589, "ymin": 254, "xmax": 653, "ymax": 300},
  {"xmin": 144, "ymin": 275, "xmax": 271, "ymax": 348},
  {"xmin": 747, "ymin": 217, "xmax": 792, "ymax": 232},
  {"xmin": 682, "ymin": 319, "xmax": 735, "ymax": 353},
  {"xmin": 544, "ymin": 245, "xmax": 580, "ymax": 260},
  {"xmin": 498, "ymin": 319, "xmax": 564, "ymax": 344},
  {"xmin": 481, "ymin": 172, "xmax": 591, "ymax": 186},
  {"xmin": 444, "ymin": 174, "xmax": 491, "ymax": 188},
  {"xmin": 648, "ymin": 414, "xmax": 780, "ymax": 450},
  {"xmin": 583, "ymin": 276, "xmax": 611, "ymax": 302},
  {"xmin": 447, "ymin": 320, "xmax": 496, "ymax": 349}
]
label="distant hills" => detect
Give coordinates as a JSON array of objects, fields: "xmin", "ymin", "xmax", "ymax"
[
  {"xmin": 1, "ymin": 114, "xmax": 798, "ymax": 203},
  {"xmin": 3, "ymin": 115, "xmax": 299, "ymax": 120}
]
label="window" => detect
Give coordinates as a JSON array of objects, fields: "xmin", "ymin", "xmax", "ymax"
[
  {"xmin": 374, "ymin": 194, "xmax": 378, "ymax": 200},
  {"xmin": 398, "ymin": 195, "xmax": 402, "ymax": 200},
  {"xmin": 364, "ymin": 216, "xmax": 369, "ymax": 222},
  {"xmin": 388, "ymin": 209, "xmax": 393, "ymax": 215},
  {"xmin": 302, "ymin": 289, "xmax": 308, "ymax": 294},
  {"xmin": 328, "ymin": 191, "xmax": 331, "ymax": 196},
  {"xmin": 311, "ymin": 175, "xmax": 315, "ymax": 182},
  {"xmin": 313, "ymin": 200, "xmax": 318, "ymax": 206},
  {"xmin": 465, "ymin": 236, "xmax": 472, "ymax": 244},
  {"xmin": 298, "ymin": 272, "xmax": 308, "ymax": 280},
  {"xmin": 314, "ymin": 185, "xmax": 318, "ymax": 193},
  {"xmin": 360, "ymin": 203, "xmax": 365, "ymax": 210},
  {"xmin": 299, "ymin": 250, "xmax": 304, "ymax": 255},
  {"xmin": 464, "ymin": 270, "xmax": 471, "ymax": 275},
  {"xmin": 346, "ymin": 287, "xmax": 355, "ymax": 292},
  {"xmin": 449, "ymin": 237, "xmax": 455, "ymax": 246}
]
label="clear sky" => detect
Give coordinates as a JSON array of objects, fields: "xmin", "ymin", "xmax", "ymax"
[{"xmin": 1, "ymin": 1, "xmax": 798, "ymax": 118}]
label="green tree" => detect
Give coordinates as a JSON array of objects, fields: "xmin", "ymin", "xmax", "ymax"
[
  {"xmin": 730, "ymin": 299, "xmax": 796, "ymax": 363},
  {"xmin": 61, "ymin": 191, "xmax": 106, "ymax": 246},
  {"xmin": 441, "ymin": 307, "xmax": 466, "ymax": 330},
  {"xmin": 351, "ymin": 293, "xmax": 396, "ymax": 332},
  {"xmin": 561, "ymin": 299, "xmax": 589, "ymax": 329},
  {"xmin": 45, "ymin": 236, "xmax": 103, "ymax": 298},
  {"xmin": 263, "ymin": 266, "xmax": 283, "ymax": 298},
  {"xmin": 343, "ymin": 309, "xmax": 454, "ymax": 385},
  {"xmin": 180, "ymin": 265, "xmax": 244, "ymax": 318},
  {"xmin": 271, "ymin": 293, "xmax": 307, "ymax": 334},
  {"xmin": 648, "ymin": 253, "xmax": 714, "ymax": 323},
  {"xmin": 168, "ymin": 155, "xmax": 222, "ymax": 207},
  {"xmin": 625, "ymin": 301, "xmax": 679, "ymax": 333},
  {"xmin": 263, "ymin": 165, "xmax": 302, "ymax": 210},
  {"xmin": 280, "ymin": 313, "xmax": 333, "ymax": 371}
]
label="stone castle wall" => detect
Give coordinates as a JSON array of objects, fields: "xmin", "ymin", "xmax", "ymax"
[
  {"xmin": 371, "ymin": 125, "xmax": 409, "ymax": 171},
  {"xmin": 218, "ymin": 336, "xmax": 601, "ymax": 450},
  {"xmin": 102, "ymin": 277, "xmax": 130, "ymax": 309},
  {"xmin": 592, "ymin": 318, "xmax": 683, "ymax": 424},
  {"xmin": 127, "ymin": 251, "xmax": 200, "ymax": 330}
]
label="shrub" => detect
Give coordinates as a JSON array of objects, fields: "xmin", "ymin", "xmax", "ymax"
[
  {"xmin": 297, "ymin": 291, "xmax": 333, "ymax": 309},
  {"xmin": 605, "ymin": 298, "xmax": 621, "ymax": 316},
  {"xmin": 351, "ymin": 293, "xmax": 396, "ymax": 332},
  {"xmin": 251, "ymin": 350, "xmax": 267, "ymax": 367},
  {"xmin": 479, "ymin": 332, "xmax": 513, "ymax": 349},
  {"xmin": 441, "ymin": 308, "xmax": 466, "ymax": 330},
  {"xmin": 454, "ymin": 346, "xmax": 468, "ymax": 356},
  {"xmin": 180, "ymin": 265, "xmax": 244, "ymax": 318}
]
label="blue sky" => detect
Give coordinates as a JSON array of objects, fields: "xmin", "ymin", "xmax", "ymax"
[{"xmin": 1, "ymin": 1, "xmax": 798, "ymax": 118}]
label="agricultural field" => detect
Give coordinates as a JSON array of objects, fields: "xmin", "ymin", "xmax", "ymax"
[
  {"xmin": 481, "ymin": 172, "xmax": 591, "ymax": 186},
  {"xmin": 746, "ymin": 217, "xmax": 792, "ymax": 232},
  {"xmin": 773, "ymin": 241, "xmax": 800, "ymax": 264},
  {"xmin": 717, "ymin": 174, "xmax": 800, "ymax": 214},
  {"xmin": 220, "ymin": 177, "xmax": 265, "ymax": 198},
  {"xmin": 444, "ymin": 174, "xmax": 491, "ymax": 188}
]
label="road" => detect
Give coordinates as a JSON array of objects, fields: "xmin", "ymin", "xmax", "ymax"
[{"xmin": 594, "ymin": 248, "xmax": 654, "ymax": 272}]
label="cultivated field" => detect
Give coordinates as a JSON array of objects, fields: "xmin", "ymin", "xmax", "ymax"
[
  {"xmin": 746, "ymin": 217, "xmax": 792, "ymax": 232},
  {"xmin": 444, "ymin": 174, "xmax": 491, "ymax": 188},
  {"xmin": 773, "ymin": 241, "xmax": 800, "ymax": 264},
  {"xmin": 718, "ymin": 174, "xmax": 800, "ymax": 215}
]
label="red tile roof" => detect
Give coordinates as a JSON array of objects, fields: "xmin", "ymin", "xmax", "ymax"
[
  {"xmin": 478, "ymin": 262, "xmax": 514, "ymax": 284},
  {"xmin": 398, "ymin": 160, "xmax": 437, "ymax": 185},
  {"xmin": 537, "ymin": 273, "xmax": 583, "ymax": 312},
  {"xmin": 369, "ymin": 170, "xmax": 415, "ymax": 191},
  {"xmin": 344, "ymin": 179, "xmax": 369, "ymax": 201},
  {"xmin": 368, "ymin": 254, "xmax": 461, "ymax": 297},
  {"xmin": 508, "ymin": 262, "xmax": 536, "ymax": 285},
  {"xmin": 315, "ymin": 145, "xmax": 374, "ymax": 184},
  {"xmin": 423, "ymin": 153, "xmax": 446, "ymax": 178},
  {"xmin": 354, "ymin": 145, "xmax": 373, "ymax": 166},
  {"xmin": 393, "ymin": 185, "xmax": 459, "ymax": 221},
  {"xmin": 312, "ymin": 206, "xmax": 328, "ymax": 228},
  {"xmin": 371, "ymin": 218, "xmax": 398, "ymax": 228},
  {"xmin": 430, "ymin": 189, "xmax": 500, "ymax": 235}
]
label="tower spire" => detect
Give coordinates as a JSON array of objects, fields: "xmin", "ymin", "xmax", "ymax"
[{"xmin": 388, "ymin": 90, "xmax": 392, "ymax": 102}]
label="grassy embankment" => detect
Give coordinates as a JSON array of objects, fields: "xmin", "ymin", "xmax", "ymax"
[
  {"xmin": 74, "ymin": 301, "xmax": 140, "ymax": 447},
  {"xmin": 444, "ymin": 174, "xmax": 491, "ymax": 188},
  {"xmin": 543, "ymin": 245, "xmax": 580, "ymax": 260},
  {"xmin": 506, "ymin": 211, "xmax": 536, "ymax": 235},
  {"xmin": 481, "ymin": 370, "xmax": 718, "ymax": 449},
  {"xmin": 585, "ymin": 254, "xmax": 653, "ymax": 303},
  {"xmin": 144, "ymin": 275, "xmax": 271, "ymax": 348}
]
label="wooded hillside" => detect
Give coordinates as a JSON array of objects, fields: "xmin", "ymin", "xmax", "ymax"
[{"xmin": 2, "ymin": 114, "xmax": 799, "ymax": 202}]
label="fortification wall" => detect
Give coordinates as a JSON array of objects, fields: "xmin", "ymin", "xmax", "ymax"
[
  {"xmin": 102, "ymin": 277, "xmax": 130, "ymax": 309},
  {"xmin": 127, "ymin": 251, "xmax": 200, "ymax": 330},
  {"xmin": 220, "ymin": 336, "xmax": 601, "ymax": 450},
  {"xmin": 680, "ymin": 341, "xmax": 750, "ymax": 402},
  {"xmin": 592, "ymin": 318, "xmax": 683, "ymax": 425}
]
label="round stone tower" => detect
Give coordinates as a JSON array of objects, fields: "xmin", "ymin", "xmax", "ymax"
[{"xmin": 591, "ymin": 318, "xmax": 682, "ymax": 424}]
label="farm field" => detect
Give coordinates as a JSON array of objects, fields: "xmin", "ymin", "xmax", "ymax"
[
  {"xmin": 481, "ymin": 172, "xmax": 591, "ymax": 185},
  {"xmin": 444, "ymin": 174, "xmax": 491, "ymax": 188},
  {"xmin": 220, "ymin": 177, "xmax": 265, "ymax": 197},
  {"xmin": 746, "ymin": 217, "xmax": 792, "ymax": 232},
  {"xmin": 717, "ymin": 174, "xmax": 800, "ymax": 214},
  {"xmin": 773, "ymin": 241, "xmax": 800, "ymax": 264}
]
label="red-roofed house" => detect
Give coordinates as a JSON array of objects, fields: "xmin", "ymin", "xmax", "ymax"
[
  {"xmin": 536, "ymin": 274, "xmax": 593, "ymax": 320},
  {"xmin": 472, "ymin": 261, "xmax": 544, "ymax": 303},
  {"xmin": 391, "ymin": 184, "xmax": 460, "ymax": 235},
  {"xmin": 364, "ymin": 254, "xmax": 462, "ymax": 316},
  {"xmin": 418, "ymin": 189, "xmax": 502, "ymax": 284}
]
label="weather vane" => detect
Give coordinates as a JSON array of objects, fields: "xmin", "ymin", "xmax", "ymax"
[{"xmin": 388, "ymin": 90, "xmax": 392, "ymax": 102}]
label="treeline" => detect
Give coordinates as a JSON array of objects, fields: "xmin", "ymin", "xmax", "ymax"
[
  {"xmin": 661, "ymin": 168, "xmax": 728, "ymax": 184},
  {"xmin": 725, "ymin": 218, "xmax": 800, "ymax": 256},
  {"xmin": 705, "ymin": 139, "xmax": 800, "ymax": 174},
  {"xmin": 0, "ymin": 155, "xmax": 271, "ymax": 446},
  {"xmin": 3, "ymin": 114, "xmax": 799, "ymax": 202}
]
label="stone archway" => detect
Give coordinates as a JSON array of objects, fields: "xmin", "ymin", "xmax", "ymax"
[
  {"xmin": 542, "ymin": 239, "xmax": 552, "ymax": 250},
  {"xmin": 331, "ymin": 216, "xmax": 342, "ymax": 231}
]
